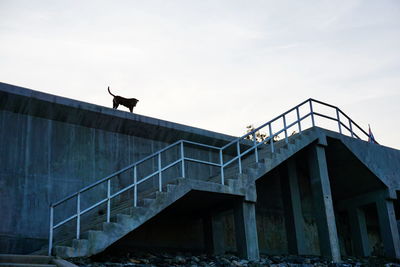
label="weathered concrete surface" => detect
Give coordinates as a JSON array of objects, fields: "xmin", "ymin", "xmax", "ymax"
[
  {"xmin": 307, "ymin": 143, "xmax": 341, "ymax": 262},
  {"xmin": 0, "ymin": 254, "xmax": 78, "ymax": 267},
  {"xmin": 0, "ymin": 82, "xmax": 236, "ymax": 254},
  {"xmin": 2, "ymin": 82, "xmax": 400, "ymax": 262},
  {"xmin": 234, "ymin": 200, "xmax": 259, "ymax": 260},
  {"xmin": 324, "ymin": 129, "xmax": 400, "ymax": 193},
  {"xmin": 281, "ymin": 158, "xmax": 307, "ymax": 255}
]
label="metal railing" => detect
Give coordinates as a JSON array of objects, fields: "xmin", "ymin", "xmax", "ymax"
[{"xmin": 48, "ymin": 98, "xmax": 371, "ymax": 255}]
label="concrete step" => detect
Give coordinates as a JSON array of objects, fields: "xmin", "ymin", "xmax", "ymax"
[
  {"xmin": 115, "ymin": 214, "xmax": 138, "ymax": 226},
  {"xmin": 53, "ymin": 237, "xmax": 89, "ymax": 257},
  {"xmin": 138, "ymin": 198, "xmax": 153, "ymax": 207},
  {"xmin": 0, "ymin": 255, "xmax": 52, "ymax": 264},
  {"xmin": 166, "ymin": 184, "xmax": 177, "ymax": 192}
]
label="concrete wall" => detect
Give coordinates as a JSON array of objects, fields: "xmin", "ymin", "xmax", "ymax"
[
  {"xmin": 0, "ymin": 82, "xmax": 235, "ymax": 254},
  {"xmin": 2, "ymin": 82, "xmax": 400, "ymax": 260}
]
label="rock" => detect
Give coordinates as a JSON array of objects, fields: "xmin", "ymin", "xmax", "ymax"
[
  {"xmin": 232, "ymin": 260, "xmax": 242, "ymax": 266},
  {"xmin": 220, "ymin": 257, "xmax": 232, "ymax": 266},
  {"xmin": 174, "ymin": 255, "xmax": 186, "ymax": 264},
  {"xmin": 191, "ymin": 256, "xmax": 201, "ymax": 263},
  {"xmin": 138, "ymin": 258, "xmax": 150, "ymax": 264},
  {"xmin": 128, "ymin": 258, "xmax": 141, "ymax": 264}
]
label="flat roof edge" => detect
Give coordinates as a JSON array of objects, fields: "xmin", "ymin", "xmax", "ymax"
[{"xmin": 0, "ymin": 82, "xmax": 236, "ymax": 145}]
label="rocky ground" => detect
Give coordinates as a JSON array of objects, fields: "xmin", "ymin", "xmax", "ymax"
[{"xmin": 69, "ymin": 252, "xmax": 400, "ymax": 267}]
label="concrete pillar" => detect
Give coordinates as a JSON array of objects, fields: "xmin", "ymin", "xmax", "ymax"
[
  {"xmin": 233, "ymin": 200, "xmax": 259, "ymax": 260},
  {"xmin": 281, "ymin": 158, "xmax": 307, "ymax": 255},
  {"xmin": 376, "ymin": 199, "xmax": 400, "ymax": 259},
  {"xmin": 348, "ymin": 207, "xmax": 370, "ymax": 256},
  {"xmin": 307, "ymin": 144, "xmax": 341, "ymax": 262},
  {"xmin": 203, "ymin": 214, "xmax": 225, "ymax": 255}
]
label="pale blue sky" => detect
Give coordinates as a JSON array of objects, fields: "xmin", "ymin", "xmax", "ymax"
[{"xmin": 1, "ymin": 0, "xmax": 399, "ymax": 148}]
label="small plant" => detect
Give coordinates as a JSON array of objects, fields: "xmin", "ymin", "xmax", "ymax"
[{"xmin": 244, "ymin": 125, "xmax": 280, "ymax": 143}]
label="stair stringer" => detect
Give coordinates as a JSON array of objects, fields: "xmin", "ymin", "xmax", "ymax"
[
  {"xmin": 241, "ymin": 128, "xmax": 321, "ymax": 184},
  {"xmin": 320, "ymin": 128, "xmax": 400, "ymax": 195},
  {"xmin": 54, "ymin": 176, "xmax": 253, "ymax": 258}
]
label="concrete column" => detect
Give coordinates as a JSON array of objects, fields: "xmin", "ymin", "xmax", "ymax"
[
  {"xmin": 233, "ymin": 200, "xmax": 259, "ymax": 260},
  {"xmin": 376, "ymin": 199, "xmax": 400, "ymax": 259},
  {"xmin": 203, "ymin": 214, "xmax": 225, "ymax": 255},
  {"xmin": 307, "ymin": 144, "xmax": 341, "ymax": 262},
  {"xmin": 348, "ymin": 207, "xmax": 370, "ymax": 256},
  {"xmin": 281, "ymin": 158, "xmax": 307, "ymax": 255}
]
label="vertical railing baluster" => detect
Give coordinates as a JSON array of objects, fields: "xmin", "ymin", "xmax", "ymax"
[
  {"xmin": 296, "ymin": 107, "xmax": 302, "ymax": 134},
  {"xmin": 253, "ymin": 132, "xmax": 259, "ymax": 163},
  {"xmin": 133, "ymin": 166, "xmax": 137, "ymax": 207},
  {"xmin": 349, "ymin": 119, "xmax": 354, "ymax": 137},
  {"xmin": 180, "ymin": 142, "xmax": 185, "ymax": 178},
  {"xmin": 48, "ymin": 206, "xmax": 54, "ymax": 256},
  {"xmin": 76, "ymin": 193, "xmax": 80, "ymax": 239},
  {"xmin": 237, "ymin": 141, "xmax": 242, "ymax": 174},
  {"xmin": 220, "ymin": 149, "xmax": 224, "ymax": 184},
  {"xmin": 309, "ymin": 100, "xmax": 315, "ymax": 127},
  {"xmin": 158, "ymin": 153, "xmax": 162, "ymax": 192},
  {"xmin": 336, "ymin": 109, "xmax": 342, "ymax": 134},
  {"xmin": 283, "ymin": 115, "xmax": 288, "ymax": 143},
  {"xmin": 107, "ymin": 179, "xmax": 111, "ymax": 223},
  {"xmin": 269, "ymin": 123, "xmax": 274, "ymax": 153}
]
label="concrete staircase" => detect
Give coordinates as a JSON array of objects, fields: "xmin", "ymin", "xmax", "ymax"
[
  {"xmin": 51, "ymin": 128, "xmax": 319, "ymax": 258},
  {"xmin": 0, "ymin": 254, "xmax": 76, "ymax": 267}
]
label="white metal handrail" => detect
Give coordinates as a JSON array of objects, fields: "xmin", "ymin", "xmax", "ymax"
[{"xmin": 48, "ymin": 98, "xmax": 371, "ymax": 255}]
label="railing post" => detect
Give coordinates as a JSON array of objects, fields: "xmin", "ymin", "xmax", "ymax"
[
  {"xmin": 76, "ymin": 193, "xmax": 80, "ymax": 239},
  {"xmin": 48, "ymin": 206, "xmax": 54, "ymax": 256},
  {"xmin": 133, "ymin": 166, "xmax": 137, "ymax": 207},
  {"xmin": 107, "ymin": 179, "xmax": 111, "ymax": 223},
  {"xmin": 349, "ymin": 119, "xmax": 354, "ymax": 138},
  {"xmin": 269, "ymin": 123, "xmax": 274, "ymax": 153},
  {"xmin": 180, "ymin": 141, "xmax": 185, "ymax": 178},
  {"xmin": 336, "ymin": 109, "xmax": 342, "ymax": 134},
  {"xmin": 237, "ymin": 141, "xmax": 242, "ymax": 174},
  {"xmin": 158, "ymin": 153, "xmax": 162, "ymax": 192},
  {"xmin": 296, "ymin": 107, "xmax": 302, "ymax": 134},
  {"xmin": 309, "ymin": 100, "xmax": 315, "ymax": 127},
  {"xmin": 283, "ymin": 115, "xmax": 288, "ymax": 143},
  {"xmin": 220, "ymin": 149, "xmax": 224, "ymax": 184},
  {"xmin": 253, "ymin": 132, "xmax": 259, "ymax": 163}
]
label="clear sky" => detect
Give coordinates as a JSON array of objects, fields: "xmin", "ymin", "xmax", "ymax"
[{"xmin": 1, "ymin": 0, "xmax": 399, "ymax": 148}]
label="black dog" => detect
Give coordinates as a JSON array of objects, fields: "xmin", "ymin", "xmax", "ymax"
[{"xmin": 107, "ymin": 86, "xmax": 139, "ymax": 113}]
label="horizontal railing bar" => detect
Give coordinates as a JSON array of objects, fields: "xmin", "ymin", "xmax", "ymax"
[
  {"xmin": 223, "ymin": 113, "xmax": 313, "ymax": 167},
  {"xmin": 50, "ymin": 97, "xmax": 372, "ymax": 249},
  {"xmin": 313, "ymin": 112, "xmax": 337, "ymax": 122},
  {"xmin": 250, "ymin": 113, "xmax": 311, "ymax": 151},
  {"xmin": 107, "ymin": 158, "xmax": 194, "ymax": 203},
  {"xmin": 160, "ymin": 159, "xmax": 182, "ymax": 173},
  {"xmin": 184, "ymin": 157, "xmax": 222, "ymax": 167},
  {"xmin": 53, "ymin": 214, "xmax": 77, "ymax": 229},
  {"xmin": 223, "ymin": 99, "xmax": 312, "ymax": 150},
  {"xmin": 79, "ymin": 198, "xmax": 109, "ymax": 218},
  {"xmin": 309, "ymin": 98, "xmax": 338, "ymax": 110},
  {"xmin": 110, "ymin": 183, "xmax": 136, "ymax": 199},
  {"xmin": 52, "ymin": 141, "xmax": 183, "ymax": 207},
  {"xmin": 182, "ymin": 140, "xmax": 221, "ymax": 150},
  {"xmin": 339, "ymin": 122, "xmax": 362, "ymax": 140},
  {"xmin": 337, "ymin": 109, "xmax": 369, "ymax": 138}
]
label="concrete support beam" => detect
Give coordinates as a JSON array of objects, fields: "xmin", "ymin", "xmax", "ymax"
[
  {"xmin": 281, "ymin": 158, "xmax": 307, "ymax": 255},
  {"xmin": 307, "ymin": 144, "xmax": 341, "ymax": 262},
  {"xmin": 203, "ymin": 214, "xmax": 225, "ymax": 255},
  {"xmin": 233, "ymin": 200, "xmax": 259, "ymax": 261},
  {"xmin": 376, "ymin": 199, "xmax": 400, "ymax": 259},
  {"xmin": 348, "ymin": 207, "xmax": 370, "ymax": 257},
  {"xmin": 337, "ymin": 190, "xmax": 388, "ymax": 211}
]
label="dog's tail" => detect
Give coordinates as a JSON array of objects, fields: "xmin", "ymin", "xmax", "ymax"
[{"xmin": 107, "ymin": 86, "xmax": 115, "ymax": 97}]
